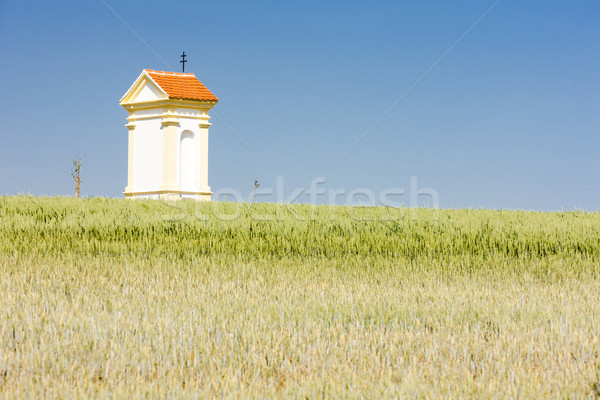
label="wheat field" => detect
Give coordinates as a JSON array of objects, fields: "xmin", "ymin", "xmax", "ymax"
[{"xmin": 1, "ymin": 196, "xmax": 599, "ymax": 398}]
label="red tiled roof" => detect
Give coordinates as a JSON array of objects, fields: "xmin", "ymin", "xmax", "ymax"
[{"xmin": 144, "ymin": 69, "xmax": 218, "ymax": 102}]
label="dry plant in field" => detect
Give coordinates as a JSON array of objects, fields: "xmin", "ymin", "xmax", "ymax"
[{"xmin": 71, "ymin": 155, "xmax": 81, "ymax": 199}]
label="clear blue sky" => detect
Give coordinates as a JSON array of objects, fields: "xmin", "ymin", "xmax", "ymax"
[{"xmin": 0, "ymin": 0, "xmax": 598, "ymax": 210}]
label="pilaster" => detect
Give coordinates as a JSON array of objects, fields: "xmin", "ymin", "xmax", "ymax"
[
  {"xmin": 160, "ymin": 118, "xmax": 179, "ymax": 197},
  {"xmin": 124, "ymin": 123, "xmax": 136, "ymax": 194},
  {"xmin": 198, "ymin": 122, "xmax": 212, "ymax": 194}
]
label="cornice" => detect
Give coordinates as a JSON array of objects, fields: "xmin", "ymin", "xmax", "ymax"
[{"xmin": 121, "ymin": 98, "xmax": 218, "ymax": 112}]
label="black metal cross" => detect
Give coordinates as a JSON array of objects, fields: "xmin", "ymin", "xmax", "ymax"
[{"xmin": 180, "ymin": 52, "xmax": 187, "ymax": 73}]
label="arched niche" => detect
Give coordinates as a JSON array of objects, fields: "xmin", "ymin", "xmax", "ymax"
[{"xmin": 179, "ymin": 130, "xmax": 198, "ymax": 192}]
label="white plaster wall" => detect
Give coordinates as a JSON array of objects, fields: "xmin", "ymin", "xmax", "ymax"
[
  {"xmin": 127, "ymin": 113, "xmax": 210, "ymax": 196},
  {"xmin": 133, "ymin": 118, "xmax": 163, "ymax": 192},
  {"xmin": 135, "ymin": 82, "xmax": 166, "ymax": 102}
]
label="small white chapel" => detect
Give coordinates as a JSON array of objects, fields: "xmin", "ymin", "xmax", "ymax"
[{"xmin": 119, "ymin": 69, "xmax": 218, "ymax": 201}]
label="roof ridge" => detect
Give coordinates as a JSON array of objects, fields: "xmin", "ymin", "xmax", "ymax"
[{"xmin": 145, "ymin": 69, "xmax": 195, "ymax": 76}]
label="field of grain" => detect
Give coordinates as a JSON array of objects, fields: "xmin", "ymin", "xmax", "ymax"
[{"xmin": 1, "ymin": 196, "xmax": 599, "ymax": 398}]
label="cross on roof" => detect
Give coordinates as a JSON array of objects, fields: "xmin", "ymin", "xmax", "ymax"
[{"xmin": 180, "ymin": 52, "xmax": 187, "ymax": 73}]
